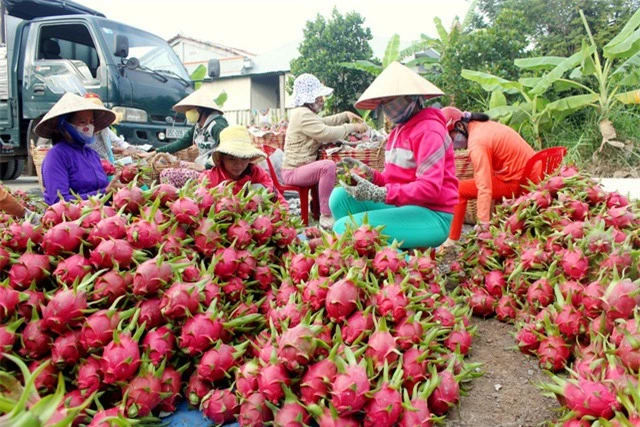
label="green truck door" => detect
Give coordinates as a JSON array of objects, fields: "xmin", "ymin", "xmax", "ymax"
[{"xmin": 22, "ymin": 19, "xmax": 107, "ymax": 119}]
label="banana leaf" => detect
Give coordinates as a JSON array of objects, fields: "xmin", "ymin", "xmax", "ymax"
[
  {"xmin": 603, "ymin": 28, "xmax": 640, "ymax": 60},
  {"xmin": 579, "ymin": 39, "xmax": 597, "ymax": 76},
  {"xmin": 604, "ymin": 8, "xmax": 640, "ymax": 58},
  {"xmin": 461, "ymin": 69, "xmax": 522, "ymax": 94},
  {"xmin": 530, "ymin": 50, "xmax": 587, "ymax": 96},
  {"xmin": 618, "ymin": 69, "xmax": 640, "ymax": 87},
  {"xmin": 615, "ymin": 89, "xmax": 640, "ymax": 104},
  {"xmin": 519, "ymin": 77, "xmax": 542, "ymax": 88},
  {"xmin": 382, "ymin": 35, "xmax": 400, "ymax": 68},
  {"xmin": 461, "ymin": 0, "xmax": 478, "ymax": 29},
  {"xmin": 189, "ymin": 65, "xmax": 207, "ymax": 90},
  {"xmin": 214, "ymin": 91, "xmax": 227, "ymax": 107},
  {"xmin": 489, "ymin": 90, "xmax": 507, "ymax": 110},
  {"xmin": 514, "ymin": 56, "xmax": 567, "ymax": 70},
  {"xmin": 434, "ymin": 17, "xmax": 449, "ymax": 46},
  {"xmin": 339, "ymin": 60, "xmax": 382, "ymax": 76},
  {"xmin": 398, "ymin": 39, "xmax": 434, "ymax": 62},
  {"xmin": 545, "ymin": 93, "xmax": 599, "ymax": 113},
  {"xmin": 486, "ymin": 104, "xmax": 525, "ymax": 120},
  {"xmin": 612, "ymin": 50, "xmax": 640, "ymax": 76}
]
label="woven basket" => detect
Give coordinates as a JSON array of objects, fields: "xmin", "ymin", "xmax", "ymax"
[
  {"xmin": 454, "ymin": 150, "xmax": 478, "ymax": 224},
  {"xmin": 150, "ymin": 153, "xmax": 180, "ymax": 182},
  {"xmin": 30, "ymin": 142, "xmax": 50, "ymax": 190},
  {"xmin": 250, "ymin": 133, "xmax": 285, "ymax": 150},
  {"xmin": 174, "ymin": 144, "xmax": 199, "ymax": 162},
  {"xmin": 319, "ymin": 146, "xmax": 385, "ymax": 171}
]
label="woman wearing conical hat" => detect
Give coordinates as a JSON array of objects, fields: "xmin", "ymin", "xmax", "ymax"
[
  {"xmin": 152, "ymin": 85, "xmax": 229, "ymax": 188},
  {"xmin": 198, "ymin": 125, "xmax": 287, "ymax": 205},
  {"xmin": 37, "ymin": 93, "xmax": 124, "ymax": 205},
  {"xmin": 330, "ymin": 62, "xmax": 458, "ymax": 249}
]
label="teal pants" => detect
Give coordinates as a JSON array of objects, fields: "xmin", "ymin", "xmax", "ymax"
[{"xmin": 329, "ymin": 187, "xmax": 453, "ymax": 249}]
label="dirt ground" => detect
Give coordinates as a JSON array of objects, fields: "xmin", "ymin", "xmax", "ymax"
[{"xmin": 445, "ymin": 318, "xmax": 559, "ymax": 427}]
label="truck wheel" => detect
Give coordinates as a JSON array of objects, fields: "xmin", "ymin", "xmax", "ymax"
[
  {"xmin": 8, "ymin": 159, "xmax": 25, "ymax": 180},
  {"xmin": 0, "ymin": 159, "xmax": 16, "ymax": 180}
]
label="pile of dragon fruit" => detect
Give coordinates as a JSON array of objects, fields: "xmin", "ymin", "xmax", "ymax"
[
  {"xmin": 0, "ymin": 177, "xmax": 479, "ymax": 426},
  {"xmin": 453, "ymin": 166, "xmax": 640, "ymax": 426}
]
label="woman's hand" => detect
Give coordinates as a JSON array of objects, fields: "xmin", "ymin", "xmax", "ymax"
[
  {"xmin": 132, "ymin": 150, "xmax": 153, "ymax": 159},
  {"xmin": 105, "ymin": 174, "xmax": 124, "ymax": 193},
  {"xmin": 346, "ymin": 112, "xmax": 363, "ymax": 122},
  {"xmin": 180, "ymin": 161, "xmax": 205, "ymax": 172}
]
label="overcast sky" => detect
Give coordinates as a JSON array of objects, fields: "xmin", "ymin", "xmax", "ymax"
[{"xmin": 74, "ymin": 0, "xmax": 472, "ymax": 54}]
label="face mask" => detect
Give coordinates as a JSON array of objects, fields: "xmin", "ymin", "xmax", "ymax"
[
  {"xmin": 72, "ymin": 123, "xmax": 94, "ymax": 139},
  {"xmin": 186, "ymin": 109, "xmax": 199, "ymax": 124},
  {"xmin": 453, "ymin": 133, "xmax": 468, "ymax": 150},
  {"xmin": 382, "ymin": 96, "xmax": 420, "ymax": 124}
]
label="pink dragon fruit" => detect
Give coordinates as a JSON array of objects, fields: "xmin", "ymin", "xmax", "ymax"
[
  {"xmin": 160, "ymin": 282, "xmax": 201, "ymax": 319},
  {"xmin": 142, "ymin": 325, "xmax": 176, "ymax": 365},
  {"xmin": 8, "ymin": 253, "xmax": 51, "ymax": 289},
  {"xmin": 101, "ymin": 331, "xmax": 141, "ymax": 384},
  {"xmin": 179, "ymin": 313, "xmax": 225, "ymax": 355},
  {"xmin": 76, "ymin": 356, "xmax": 102, "ymax": 394},
  {"xmin": 428, "ymin": 370, "xmax": 460, "ymax": 415},
  {"xmin": 123, "ymin": 369, "xmax": 163, "ymax": 417},
  {"xmin": 538, "ymin": 335, "xmax": 570, "ymax": 372},
  {"xmin": 325, "ymin": 278, "xmax": 358, "ymax": 322},
  {"xmin": 41, "ymin": 221, "xmax": 84, "ymax": 256},
  {"xmin": 42, "ymin": 288, "xmax": 88, "ymax": 334},
  {"xmin": 201, "ymin": 388, "xmax": 239, "ymax": 424},
  {"xmin": 51, "ymin": 330, "xmax": 84, "ymax": 366},
  {"xmin": 237, "ymin": 392, "xmax": 273, "ymax": 426},
  {"xmin": 258, "ymin": 362, "xmax": 291, "ymax": 403},
  {"xmin": 53, "ymin": 254, "xmax": 92, "ymax": 286}
]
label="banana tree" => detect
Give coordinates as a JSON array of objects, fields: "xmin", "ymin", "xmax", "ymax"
[
  {"xmin": 460, "ymin": 69, "xmax": 551, "ymax": 149},
  {"xmin": 514, "ymin": 8, "xmax": 640, "ymax": 154}
]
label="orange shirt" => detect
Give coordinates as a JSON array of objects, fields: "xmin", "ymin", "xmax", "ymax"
[{"xmin": 467, "ymin": 121, "xmax": 535, "ymax": 222}]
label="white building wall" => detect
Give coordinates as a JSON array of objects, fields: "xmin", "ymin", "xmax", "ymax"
[{"xmin": 200, "ymin": 79, "xmax": 252, "ymax": 125}]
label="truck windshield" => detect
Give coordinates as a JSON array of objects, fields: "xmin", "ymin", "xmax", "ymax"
[{"xmin": 98, "ymin": 20, "xmax": 190, "ymax": 82}]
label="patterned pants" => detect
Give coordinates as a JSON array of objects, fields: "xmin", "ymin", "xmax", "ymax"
[{"xmin": 159, "ymin": 168, "xmax": 200, "ymax": 188}]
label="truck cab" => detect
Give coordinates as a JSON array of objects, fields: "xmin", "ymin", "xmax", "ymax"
[{"xmin": 0, "ymin": 0, "xmax": 195, "ymax": 180}]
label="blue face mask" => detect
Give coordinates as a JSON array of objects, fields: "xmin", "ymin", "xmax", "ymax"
[{"xmin": 58, "ymin": 115, "xmax": 96, "ymax": 146}]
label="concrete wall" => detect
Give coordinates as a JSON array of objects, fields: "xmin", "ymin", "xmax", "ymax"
[
  {"xmin": 251, "ymin": 75, "xmax": 279, "ymax": 110},
  {"xmin": 171, "ymin": 40, "xmax": 245, "ymax": 76}
]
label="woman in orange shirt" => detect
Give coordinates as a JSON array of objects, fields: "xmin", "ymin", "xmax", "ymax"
[{"xmin": 441, "ymin": 107, "xmax": 535, "ymax": 245}]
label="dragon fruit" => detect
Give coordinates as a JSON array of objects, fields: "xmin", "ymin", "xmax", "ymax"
[
  {"xmin": 258, "ymin": 361, "xmax": 291, "ymax": 403},
  {"xmin": 160, "ymin": 282, "xmax": 201, "ymax": 319},
  {"xmin": 42, "ymin": 287, "xmax": 88, "ymax": 334},
  {"xmin": 538, "ymin": 335, "xmax": 570, "ymax": 372},
  {"xmin": 237, "ymin": 392, "xmax": 273, "ymax": 426},
  {"xmin": 53, "ymin": 254, "xmax": 92, "ymax": 286},
  {"xmin": 19, "ymin": 319, "xmax": 52, "ymax": 358},
  {"xmin": 132, "ymin": 257, "xmax": 173, "ymax": 296},
  {"xmin": 102, "ymin": 331, "xmax": 142, "ymax": 384},
  {"xmin": 202, "ymin": 388, "xmax": 239, "ymax": 424},
  {"xmin": 92, "ymin": 270, "xmax": 130, "ymax": 304},
  {"xmin": 428, "ymin": 370, "xmax": 460, "ymax": 415},
  {"xmin": 325, "ymin": 278, "xmax": 358, "ymax": 322},
  {"xmin": 158, "ymin": 366, "xmax": 182, "ymax": 413},
  {"xmin": 142, "ymin": 325, "xmax": 176, "ymax": 365},
  {"xmin": 8, "ymin": 253, "xmax": 51, "ymax": 289},
  {"xmin": 51, "ymin": 330, "xmax": 84, "ymax": 366},
  {"xmin": 41, "ymin": 221, "xmax": 84, "ymax": 256},
  {"xmin": 179, "ymin": 313, "xmax": 225, "ymax": 355},
  {"xmin": 198, "ymin": 343, "xmax": 248, "ymax": 383},
  {"xmin": 123, "ymin": 368, "xmax": 163, "ymax": 417},
  {"xmin": 76, "ymin": 356, "xmax": 102, "ymax": 394}
]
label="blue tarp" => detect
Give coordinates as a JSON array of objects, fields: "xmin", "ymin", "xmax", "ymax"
[{"xmin": 163, "ymin": 401, "xmax": 239, "ymax": 427}]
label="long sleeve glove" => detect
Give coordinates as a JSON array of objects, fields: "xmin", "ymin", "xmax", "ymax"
[
  {"xmin": 336, "ymin": 157, "xmax": 373, "ymax": 181},
  {"xmin": 340, "ymin": 173, "xmax": 387, "ymax": 203}
]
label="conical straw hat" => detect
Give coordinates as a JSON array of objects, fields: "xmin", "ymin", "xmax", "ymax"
[
  {"xmin": 173, "ymin": 85, "xmax": 224, "ymax": 114},
  {"xmin": 212, "ymin": 125, "xmax": 266, "ymax": 166},
  {"xmin": 354, "ymin": 61, "xmax": 444, "ymax": 110},
  {"xmin": 35, "ymin": 92, "xmax": 116, "ymax": 138}
]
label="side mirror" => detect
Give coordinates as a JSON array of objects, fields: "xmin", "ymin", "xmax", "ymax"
[
  {"xmin": 207, "ymin": 58, "xmax": 220, "ymax": 79},
  {"xmin": 114, "ymin": 35, "xmax": 129, "ymax": 58}
]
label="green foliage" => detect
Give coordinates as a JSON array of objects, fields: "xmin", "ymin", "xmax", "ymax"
[
  {"xmin": 189, "ymin": 65, "xmax": 207, "ymax": 90},
  {"xmin": 435, "ymin": 8, "xmax": 529, "ymax": 111},
  {"xmin": 473, "ymin": 0, "xmax": 640, "ymax": 57},
  {"xmin": 290, "ymin": 7, "xmax": 374, "ymax": 114}
]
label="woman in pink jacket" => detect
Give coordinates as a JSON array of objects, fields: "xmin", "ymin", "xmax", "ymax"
[{"xmin": 329, "ymin": 62, "xmax": 458, "ymax": 249}]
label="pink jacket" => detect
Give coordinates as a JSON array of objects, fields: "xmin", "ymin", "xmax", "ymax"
[
  {"xmin": 199, "ymin": 164, "xmax": 288, "ymax": 206},
  {"xmin": 372, "ymin": 108, "xmax": 458, "ymax": 214}
]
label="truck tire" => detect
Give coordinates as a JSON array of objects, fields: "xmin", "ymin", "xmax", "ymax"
[
  {"xmin": 8, "ymin": 159, "xmax": 25, "ymax": 180},
  {"xmin": 0, "ymin": 159, "xmax": 16, "ymax": 181}
]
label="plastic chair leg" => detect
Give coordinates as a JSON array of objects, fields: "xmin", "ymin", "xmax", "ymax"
[
  {"xmin": 299, "ymin": 190, "xmax": 310, "ymax": 226},
  {"xmin": 310, "ymin": 186, "xmax": 320, "ymax": 221}
]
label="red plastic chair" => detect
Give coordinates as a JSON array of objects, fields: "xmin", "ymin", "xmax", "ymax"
[
  {"xmin": 261, "ymin": 145, "xmax": 320, "ymax": 226},
  {"xmin": 519, "ymin": 147, "xmax": 567, "ymax": 191}
]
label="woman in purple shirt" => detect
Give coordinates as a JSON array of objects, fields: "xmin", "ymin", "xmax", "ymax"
[{"xmin": 36, "ymin": 93, "xmax": 122, "ymax": 205}]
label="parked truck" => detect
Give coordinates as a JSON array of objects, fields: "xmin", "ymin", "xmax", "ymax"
[{"xmin": 0, "ymin": 0, "xmax": 215, "ymax": 180}]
